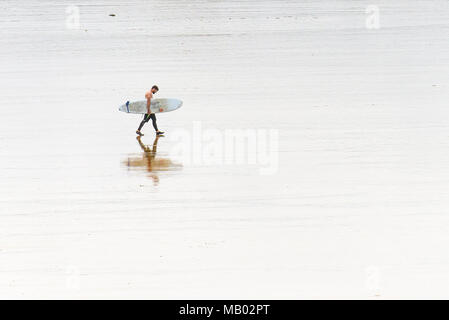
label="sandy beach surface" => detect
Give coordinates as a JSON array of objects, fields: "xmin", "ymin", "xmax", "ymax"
[{"xmin": 1, "ymin": 0, "xmax": 449, "ymax": 299}]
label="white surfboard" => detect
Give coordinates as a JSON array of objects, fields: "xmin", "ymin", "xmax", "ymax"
[{"xmin": 119, "ymin": 98, "xmax": 182, "ymax": 114}]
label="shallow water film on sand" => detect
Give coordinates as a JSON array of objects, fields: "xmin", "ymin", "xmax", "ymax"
[{"xmin": 1, "ymin": 0, "xmax": 449, "ymax": 298}]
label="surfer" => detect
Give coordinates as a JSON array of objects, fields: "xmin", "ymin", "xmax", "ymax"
[{"xmin": 136, "ymin": 85, "xmax": 164, "ymax": 136}]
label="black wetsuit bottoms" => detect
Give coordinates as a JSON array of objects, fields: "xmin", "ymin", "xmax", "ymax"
[{"xmin": 138, "ymin": 113, "xmax": 158, "ymax": 132}]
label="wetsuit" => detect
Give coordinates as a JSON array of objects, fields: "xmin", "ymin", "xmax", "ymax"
[{"xmin": 138, "ymin": 113, "xmax": 158, "ymax": 132}]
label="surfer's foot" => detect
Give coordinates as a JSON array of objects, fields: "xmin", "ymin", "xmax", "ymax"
[
  {"xmin": 156, "ymin": 131, "xmax": 164, "ymax": 136},
  {"xmin": 136, "ymin": 130, "xmax": 144, "ymax": 136}
]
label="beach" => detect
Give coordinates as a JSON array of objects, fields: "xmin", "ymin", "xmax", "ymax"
[{"xmin": 1, "ymin": 0, "xmax": 449, "ymax": 298}]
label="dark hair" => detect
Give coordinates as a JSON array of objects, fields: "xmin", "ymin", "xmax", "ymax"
[{"xmin": 152, "ymin": 85, "xmax": 159, "ymax": 91}]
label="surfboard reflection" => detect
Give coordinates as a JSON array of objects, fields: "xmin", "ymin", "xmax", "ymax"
[{"xmin": 123, "ymin": 136, "xmax": 182, "ymax": 185}]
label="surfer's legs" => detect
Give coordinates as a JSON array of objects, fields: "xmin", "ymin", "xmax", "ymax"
[
  {"xmin": 137, "ymin": 114, "xmax": 160, "ymax": 135},
  {"xmin": 149, "ymin": 113, "xmax": 159, "ymax": 132},
  {"xmin": 137, "ymin": 120, "xmax": 146, "ymax": 131},
  {"xmin": 136, "ymin": 115, "xmax": 147, "ymax": 135},
  {"xmin": 137, "ymin": 114, "xmax": 150, "ymax": 131}
]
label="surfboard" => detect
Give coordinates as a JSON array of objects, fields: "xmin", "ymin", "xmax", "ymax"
[{"xmin": 119, "ymin": 98, "xmax": 182, "ymax": 114}]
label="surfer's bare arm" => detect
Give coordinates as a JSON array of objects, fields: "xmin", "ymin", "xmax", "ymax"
[
  {"xmin": 145, "ymin": 91, "xmax": 153, "ymax": 114},
  {"xmin": 146, "ymin": 97, "xmax": 151, "ymax": 114}
]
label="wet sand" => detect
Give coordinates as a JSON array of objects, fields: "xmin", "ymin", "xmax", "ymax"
[{"xmin": 1, "ymin": 0, "xmax": 449, "ymax": 298}]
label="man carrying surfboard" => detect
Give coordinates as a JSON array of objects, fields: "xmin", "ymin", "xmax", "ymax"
[{"xmin": 136, "ymin": 85, "xmax": 164, "ymax": 136}]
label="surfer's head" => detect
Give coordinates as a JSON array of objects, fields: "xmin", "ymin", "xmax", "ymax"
[{"xmin": 151, "ymin": 85, "xmax": 159, "ymax": 94}]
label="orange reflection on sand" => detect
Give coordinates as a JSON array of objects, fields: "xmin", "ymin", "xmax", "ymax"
[{"xmin": 123, "ymin": 136, "xmax": 182, "ymax": 185}]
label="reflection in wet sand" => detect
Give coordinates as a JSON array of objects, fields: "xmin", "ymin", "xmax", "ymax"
[{"xmin": 123, "ymin": 136, "xmax": 182, "ymax": 185}]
